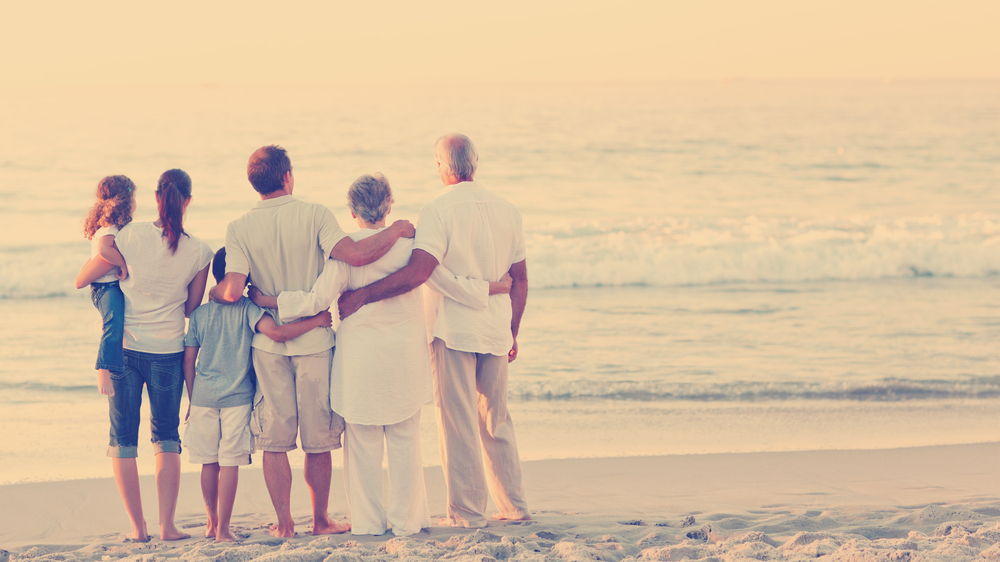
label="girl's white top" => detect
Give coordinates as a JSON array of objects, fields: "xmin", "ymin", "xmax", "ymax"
[
  {"xmin": 90, "ymin": 226, "xmax": 121, "ymax": 284},
  {"xmin": 277, "ymin": 227, "xmax": 490, "ymax": 426},
  {"xmin": 116, "ymin": 222, "xmax": 214, "ymax": 354}
]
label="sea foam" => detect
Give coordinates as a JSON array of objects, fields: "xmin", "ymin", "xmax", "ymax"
[{"xmin": 3, "ymin": 214, "xmax": 1000, "ymax": 299}]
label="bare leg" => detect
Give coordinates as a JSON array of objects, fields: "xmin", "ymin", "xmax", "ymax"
[
  {"xmin": 216, "ymin": 466, "xmax": 239, "ymax": 543},
  {"xmin": 97, "ymin": 369, "xmax": 115, "ymax": 396},
  {"xmin": 200, "ymin": 463, "xmax": 220, "ymax": 538},
  {"xmin": 263, "ymin": 451, "xmax": 295, "ymax": 537},
  {"xmin": 305, "ymin": 451, "xmax": 350, "ymax": 535},
  {"xmin": 156, "ymin": 452, "xmax": 190, "ymax": 540},
  {"xmin": 111, "ymin": 458, "xmax": 148, "ymax": 541}
]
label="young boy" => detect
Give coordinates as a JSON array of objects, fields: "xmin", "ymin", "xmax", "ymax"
[{"xmin": 183, "ymin": 247, "xmax": 333, "ymax": 543}]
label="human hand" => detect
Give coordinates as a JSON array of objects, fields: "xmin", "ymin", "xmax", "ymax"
[
  {"xmin": 338, "ymin": 289, "xmax": 364, "ymax": 320},
  {"xmin": 247, "ymin": 285, "xmax": 263, "ymax": 306},
  {"xmin": 315, "ymin": 309, "xmax": 334, "ymax": 328},
  {"xmin": 115, "ymin": 267, "xmax": 129, "ymax": 281},
  {"xmin": 391, "ymin": 219, "xmax": 416, "ymax": 239},
  {"xmin": 97, "ymin": 370, "xmax": 115, "ymax": 397},
  {"xmin": 508, "ymin": 337, "xmax": 518, "ymax": 363}
]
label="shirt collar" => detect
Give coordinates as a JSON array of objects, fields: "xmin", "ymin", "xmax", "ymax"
[
  {"xmin": 254, "ymin": 194, "xmax": 297, "ymax": 209},
  {"xmin": 436, "ymin": 180, "xmax": 483, "ymax": 196}
]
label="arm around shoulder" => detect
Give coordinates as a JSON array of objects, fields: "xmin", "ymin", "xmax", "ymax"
[
  {"xmin": 330, "ymin": 220, "xmax": 415, "ymax": 267},
  {"xmin": 208, "ymin": 272, "xmax": 247, "ymax": 304},
  {"xmin": 337, "ymin": 248, "xmax": 438, "ymax": 319}
]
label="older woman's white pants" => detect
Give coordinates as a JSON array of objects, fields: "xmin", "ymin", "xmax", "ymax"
[{"xmin": 342, "ymin": 411, "xmax": 431, "ymax": 536}]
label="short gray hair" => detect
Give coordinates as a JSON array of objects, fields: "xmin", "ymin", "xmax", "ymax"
[
  {"xmin": 435, "ymin": 133, "xmax": 478, "ymax": 181},
  {"xmin": 347, "ymin": 173, "xmax": 393, "ymax": 224}
]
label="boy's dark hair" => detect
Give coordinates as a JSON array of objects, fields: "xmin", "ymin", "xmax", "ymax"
[
  {"xmin": 247, "ymin": 145, "xmax": 291, "ymax": 195},
  {"xmin": 212, "ymin": 247, "xmax": 227, "ymax": 284}
]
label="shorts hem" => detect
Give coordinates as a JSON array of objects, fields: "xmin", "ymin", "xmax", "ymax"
[
  {"xmin": 107, "ymin": 445, "xmax": 138, "ymax": 458},
  {"xmin": 218, "ymin": 456, "xmax": 251, "ymax": 467},
  {"xmin": 255, "ymin": 443, "xmax": 298, "ymax": 453},
  {"xmin": 153, "ymin": 440, "xmax": 182, "ymax": 455},
  {"xmin": 189, "ymin": 455, "xmax": 219, "ymax": 465},
  {"xmin": 301, "ymin": 442, "xmax": 341, "ymax": 454}
]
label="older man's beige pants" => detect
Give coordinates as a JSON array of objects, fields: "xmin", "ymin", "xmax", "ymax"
[{"xmin": 430, "ymin": 337, "xmax": 530, "ymax": 528}]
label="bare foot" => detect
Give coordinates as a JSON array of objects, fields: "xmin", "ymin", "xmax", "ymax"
[
  {"xmin": 124, "ymin": 520, "xmax": 149, "ymax": 542},
  {"xmin": 312, "ymin": 515, "xmax": 351, "ymax": 535},
  {"xmin": 97, "ymin": 369, "xmax": 115, "ymax": 397},
  {"xmin": 269, "ymin": 523, "xmax": 296, "ymax": 538},
  {"xmin": 492, "ymin": 512, "xmax": 532, "ymax": 521},
  {"xmin": 160, "ymin": 525, "xmax": 191, "ymax": 541},
  {"xmin": 215, "ymin": 528, "xmax": 237, "ymax": 543}
]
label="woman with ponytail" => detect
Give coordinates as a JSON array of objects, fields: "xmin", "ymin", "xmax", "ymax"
[{"xmin": 110, "ymin": 168, "xmax": 214, "ymax": 541}]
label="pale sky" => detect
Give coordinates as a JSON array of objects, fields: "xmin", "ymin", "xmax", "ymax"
[{"xmin": 2, "ymin": 0, "xmax": 997, "ymax": 85}]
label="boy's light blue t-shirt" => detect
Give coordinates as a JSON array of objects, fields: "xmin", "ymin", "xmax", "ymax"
[{"xmin": 184, "ymin": 297, "xmax": 266, "ymax": 408}]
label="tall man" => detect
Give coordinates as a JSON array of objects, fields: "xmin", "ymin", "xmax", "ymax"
[
  {"xmin": 210, "ymin": 145, "xmax": 414, "ymax": 537},
  {"xmin": 338, "ymin": 134, "xmax": 530, "ymax": 527}
]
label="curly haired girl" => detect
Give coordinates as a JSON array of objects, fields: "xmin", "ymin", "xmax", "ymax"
[{"xmin": 74, "ymin": 175, "xmax": 136, "ymax": 396}]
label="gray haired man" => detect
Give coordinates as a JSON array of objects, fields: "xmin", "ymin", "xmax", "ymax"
[{"xmin": 337, "ymin": 134, "xmax": 530, "ymax": 527}]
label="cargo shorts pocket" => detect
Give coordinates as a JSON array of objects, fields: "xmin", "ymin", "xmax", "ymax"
[
  {"xmin": 249, "ymin": 390, "xmax": 267, "ymax": 439},
  {"xmin": 242, "ymin": 421, "xmax": 256, "ymax": 454}
]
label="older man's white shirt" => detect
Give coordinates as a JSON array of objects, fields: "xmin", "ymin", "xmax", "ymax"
[
  {"xmin": 276, "ymin": 229, "xmax": 490, "ymax": 425},
  {"xmin": 413, "ymin": 180, "xmax": 526, "ymax": 356}
]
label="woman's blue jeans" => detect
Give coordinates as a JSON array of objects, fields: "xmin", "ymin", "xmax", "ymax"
[{"xmin": 107, "ymin": 349, "xmax": 185, "ymax": 458}]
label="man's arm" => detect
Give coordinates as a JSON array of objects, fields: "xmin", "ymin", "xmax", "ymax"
[
  {"xmin": 183, "ymin": 346, "xmax": 198, "ymax": 421},
  {"xmin": 255, "ymin": 310, "xmax": 333, "ymax": 343},
  {"xmin": 208, "ymin": 272, "xmax": 248, "ymax": 304},
  {"xmin": 508, "ymin": 259, "xmax": 528, "ymax": 363},
  {"xmin": 330, "ymin": 220, "xmax": 415, "ymax": 267},
  {"xmin": 337, "ymin": 249, "xmax": 439, "ymax": 319}
]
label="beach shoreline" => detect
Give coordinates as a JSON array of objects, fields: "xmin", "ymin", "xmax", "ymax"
[{"xmin": 3, "ymin": 442, "xmax": 999, "ymax": 560}]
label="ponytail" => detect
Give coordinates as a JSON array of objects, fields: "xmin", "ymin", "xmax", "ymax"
[{"xmin": 155, "ymin": 169, "xmax": 192, "ymax": 254}]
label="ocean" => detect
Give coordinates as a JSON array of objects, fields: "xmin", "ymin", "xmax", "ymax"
[{"xmin": 2, "ymin": 80, "xmax": 999, "ymax": 484}]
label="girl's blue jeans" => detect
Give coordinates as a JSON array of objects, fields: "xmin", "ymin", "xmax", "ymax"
[{"xmin": 90, "ymin": 281, "xmax": 125, "ymax": 373}]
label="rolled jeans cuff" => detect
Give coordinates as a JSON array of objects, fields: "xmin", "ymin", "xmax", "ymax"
[
  {"xmin": 106, "ymin": 445, "xmax": 138, "ymax": 458},
  {"xmin": 153, "ymin": 440, "xmax": 182, "ymax": 455}
]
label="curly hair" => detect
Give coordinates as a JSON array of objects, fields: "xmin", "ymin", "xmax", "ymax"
[{"xmin": 83, "ymin": 175, "xmax": 136, "ymax": 239}]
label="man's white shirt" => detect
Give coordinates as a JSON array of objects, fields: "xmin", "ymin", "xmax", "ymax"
[{"xmin": 413, "ymin": 180, "xmax": 526, "ymax": 356}]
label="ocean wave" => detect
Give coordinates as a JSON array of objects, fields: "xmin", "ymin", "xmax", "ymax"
[
  {"xmin": 508, "ymin": 376, "xmax": 1000, "ymax": 402},
  {"xmin": 526, "ymin": 214, "xmax": 1000, "ymax": 289},
  {"xmin": 5, "ymin": 214, "xmax": 1000, "ymax": 298}
]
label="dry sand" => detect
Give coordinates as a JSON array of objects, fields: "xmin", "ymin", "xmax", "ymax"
[{"xmin": 2, "ymin": 443, "xmax": 999, "ymax": 561}]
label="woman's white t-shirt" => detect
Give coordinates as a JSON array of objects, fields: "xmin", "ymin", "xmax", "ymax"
[
  {"xmin": 116, "ymin": 222, "xmax": 214, "ymax": 354},
  {"xmin": 90, "ymin": 226, "xmax": 121, "ymax": 284}
]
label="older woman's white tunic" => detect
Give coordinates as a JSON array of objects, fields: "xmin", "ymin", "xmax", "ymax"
[{"xmin": 276, "ymin": 228, "xmax": 489, "ymax": 425}]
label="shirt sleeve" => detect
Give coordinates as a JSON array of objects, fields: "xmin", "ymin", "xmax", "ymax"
[
  {"xmin": 317, "ymin": 205, "xmax": 350, "ymax": 259},
  {"xmin": 276, "ymin": 258, "xmax": 348, "ymax": 322},
  {"xmin": 199, "ymin": 240, "xmax": 215, "ymax": 271},
  {"xmin": 243, "ymin": 298, "xmax": 267, "ymax": 332},
  {"xmin": 425, "ymin": 264, "xmax": 489, "ymax": 310},
  {"xmin": 113, "ymin": 226, "xmax": 132, "ymax": 261},
  {"xmin": 184, "ymin": 312, "xmax": 201, "ymax": 347},
  {"xmin": 413, "ymin": 206, "xmax": 447, "ymax": 263},
  {"xmin": 224, "ymin": 222, "xmax": 250, "ymax": 276}
]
